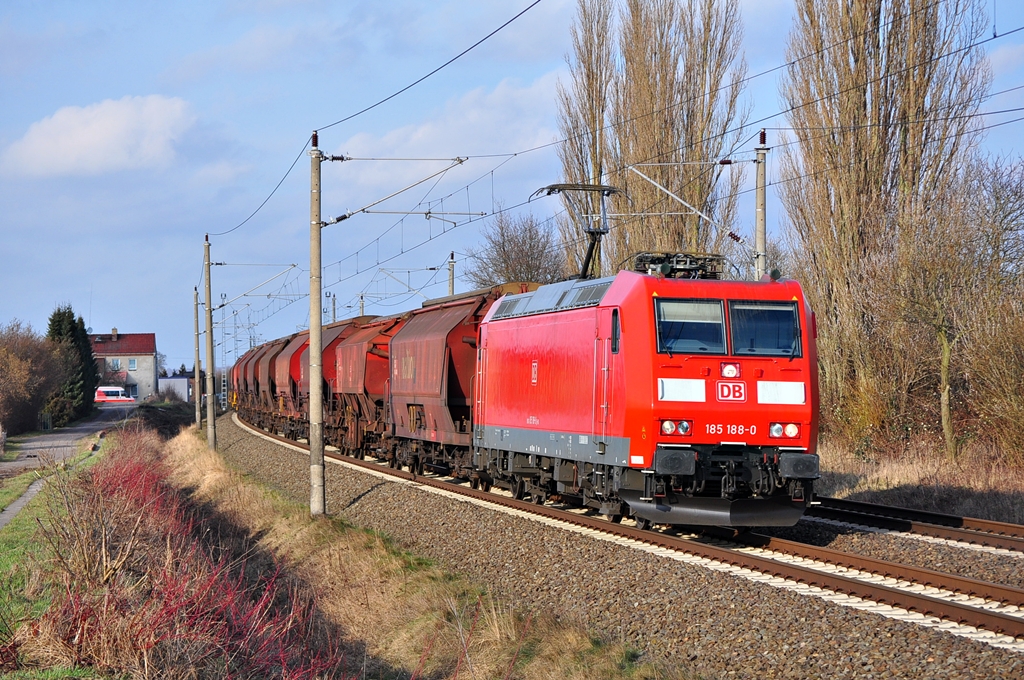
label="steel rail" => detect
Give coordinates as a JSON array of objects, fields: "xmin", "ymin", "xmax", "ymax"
[
  {"xmin": 235, "ymin": 416, "xmax": 1024, "ymax": 639},
  {"xmin": 810, "ymin": 498, "xmax": 1024, "ymax": 553},
  {"xmin": 736, "ymin": 533, "xmax": 1024, "ymax": 607}
]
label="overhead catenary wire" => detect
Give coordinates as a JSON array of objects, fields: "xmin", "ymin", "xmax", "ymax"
[
  {"xmin": 325, "ymin": 10, "xmax": 1024, "ymax": 268},
  {"xmin": 220, "ymin": 0, "xmax": 1014, "ymax": 249},
  {"xmin": 210, "ymin": 0, "xmax": 932, "ymax": 243},
  {"xmin": 215, "ymin": 6, "xmax": 1024, "ymax": 335},
  {"xmin": 277, "ymin": 75, "xmax": 1022, "ymax": 321},
  {"xmin": 209, "ymin": 1, "xmax": 543, "ymax": 238}
]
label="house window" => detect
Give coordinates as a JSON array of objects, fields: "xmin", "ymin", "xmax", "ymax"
[
  {"xmin": 109, "ymin": 358, "xmax": 121, "ymax": 371},
  {"xmin": 129, "ymin": 385, "xmax": 139, "ymax": 399},
  {"xmin": 128, "ymin": 359, "xmax": 137, "ymax": 371}
]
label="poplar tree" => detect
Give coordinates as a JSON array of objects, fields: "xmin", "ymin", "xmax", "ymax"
[{"xmin": 558, "ymin": 0, "xmax": 748, "ymax": 275}]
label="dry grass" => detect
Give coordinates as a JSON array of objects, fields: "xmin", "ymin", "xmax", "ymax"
[
  {"xmin": 817, "ymin": 436, "xmax": 1024, "ymax": 524},
  {"xmin": 162, "ymin": 432, "xmax": 686, "ymax": 679}
]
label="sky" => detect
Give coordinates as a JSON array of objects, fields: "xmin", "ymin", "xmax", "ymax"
[{"xmin": 3, "ymin": 0, "xmax": 1024, "ymax": 375}]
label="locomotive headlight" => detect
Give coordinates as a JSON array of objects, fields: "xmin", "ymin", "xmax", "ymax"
[
  {"xmin": 661, "ymin": 420, "xmax": 677, "ymax": 435},
  {"xmin": 770, "ymin": 422, "xmax": 801, "ymax": 438},
  {"xmin": 677, "ymin": 420, "xmax": 692, "ymax": 435},
  {"xmin": 721, "ymin": 362, "xmax": 740, "ymax": 378}
]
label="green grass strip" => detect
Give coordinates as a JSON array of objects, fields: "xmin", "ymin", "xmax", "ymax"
[{"xmin": 0, "ymin": 470, "xmax": 41, "ymax": 514}]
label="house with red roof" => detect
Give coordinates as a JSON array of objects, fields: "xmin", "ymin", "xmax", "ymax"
[{"xmin": 88, "ymin": 328, "xmax": 159, "ymax": 401}]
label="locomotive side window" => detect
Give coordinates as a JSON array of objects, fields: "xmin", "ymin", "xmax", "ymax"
[
  {"xmin": 611, "ymin": 309, "xmax": 620, "ymax": 354},
  {"xmin": 655, "ymin": 299, "xmax": 725, "ymax": 354},
  {"xmin": 729, "ymin": 301, "xmax": 801, "ymax": 357}
]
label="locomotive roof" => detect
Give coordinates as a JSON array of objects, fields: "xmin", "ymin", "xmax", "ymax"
[
  {"xmin": 489, "ymin": 270, "xmax": 807, "ymax": 323},
  {"xmin": 490, "ymin": 275, "xmax": 617, "ymax": 321}
]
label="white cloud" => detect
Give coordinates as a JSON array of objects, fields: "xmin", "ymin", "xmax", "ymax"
[{"xmin": 1, "ymin": 95, "xmax": 196, "ymax": 177}]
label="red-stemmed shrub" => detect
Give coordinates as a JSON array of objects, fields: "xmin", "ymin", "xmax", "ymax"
[{"xmin": 16, "ymin": 426, "xmax": 352, "ymax": 679}]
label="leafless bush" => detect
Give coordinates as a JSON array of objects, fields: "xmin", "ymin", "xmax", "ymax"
[
  {"xmin": 962, "ymin": 293, "xmax": 1024, "ymax": 462},
  {"xmin": 152, "ymin": 389, "xmax": 185, "ymax": 404}
]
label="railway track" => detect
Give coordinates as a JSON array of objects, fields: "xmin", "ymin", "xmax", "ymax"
[
  {"xmin": 234, "ymin": 415, "xmax": 1024, "ymax": 648},
  {"xmin": 807, "ymin": 497, "xmax": 1024, "ymax": 552}
]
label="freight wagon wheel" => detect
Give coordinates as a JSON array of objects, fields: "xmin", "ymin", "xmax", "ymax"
[
  {"xmin": 531, "ymin": 491, "xmax": 546, "ymax": 505},
  {"xmin": 634, "ymin": 516, "xmax": 653, "ymax": 531},
  {"xmin": 470, "ymin": 477, "xmax": 480, "ymax": 490},
  {"xmin": 607, "ymin": 514, "xmax": 623, "ymax": 524},
  {"xmin": 511, "ymin": 476, "xmax": 526, "ymax": 501}
]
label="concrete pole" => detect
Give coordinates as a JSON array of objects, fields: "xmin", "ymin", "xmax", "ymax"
[
  {"xmin": 755, "ymin": 129, "xmax": 769, "ymax": 280},
  {"xmin": 194, "ymin": 287, "xmax": 201, "ymax": 427},
  {"xmin": 448, "ymin": 251, "xmax": 455, "ymax": 296},
  {"xmin": 309, "ymin": 132, "xmax": 326, "ymax": 516},
  {"xmin": 204, "ymin": 235, "xmax": 217, "ymax": 449}
]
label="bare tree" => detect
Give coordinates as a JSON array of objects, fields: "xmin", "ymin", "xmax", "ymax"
[
  {"xmin": 463, "ymin": 211, "xmax": 565, "ymax": 288},
  {"xmin": 558, "ymin": 0, "xmax": 748, "ymax": 276},
  {"xmin": 779, "ymin": 0, "xmax": 991, "ymax": 445}
]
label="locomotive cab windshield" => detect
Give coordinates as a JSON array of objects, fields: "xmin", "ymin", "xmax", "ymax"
[
  {"xmin": 655, "ymin": 299, "xmax": 725, "ymax": 354},
  {"xmin": 656, "ymin": 298, "xmax": 802, "ymax": 357},
  {"xmin": 730, "ymin": 301, "xmax": 802, "ymax": 357}
]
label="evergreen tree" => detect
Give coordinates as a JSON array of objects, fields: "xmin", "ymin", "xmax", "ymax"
[
  {"xmin": 45, "ymin": 305, "xmax": 97, "ymax": 425},
  {"xmin": 76, "ymin": 315, "xmax": 98, "ymax": 412}
]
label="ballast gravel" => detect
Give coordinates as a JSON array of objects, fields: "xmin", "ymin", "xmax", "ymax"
[{"xmin": 216, "ymin": 416, "xmax": 1024, "ymax": 679}]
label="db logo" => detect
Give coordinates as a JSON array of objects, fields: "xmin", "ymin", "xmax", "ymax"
[{"xmin": 717, "ymin": 381, "xmax": 746, "ymax": 402}]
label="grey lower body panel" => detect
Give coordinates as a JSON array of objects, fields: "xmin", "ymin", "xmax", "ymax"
[
  {"xmin": 619, "ymin": 489, "xmax": 806, "ymax": 527},
  {"xmin": 477, "ymin": 424, "xmax": 630, "ymax": 466}
]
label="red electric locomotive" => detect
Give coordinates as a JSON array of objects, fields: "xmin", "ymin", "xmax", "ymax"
[
  {"xmin": 230, "ymin": 253, "xmax": 819, "ymax": 527},
  {"xmin": 473, "ymin": 253, "xmax": 819, "ymax": 526}
]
